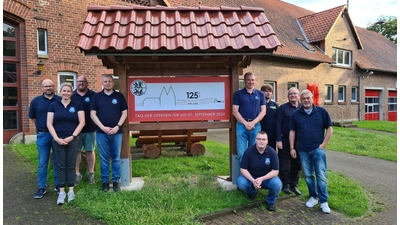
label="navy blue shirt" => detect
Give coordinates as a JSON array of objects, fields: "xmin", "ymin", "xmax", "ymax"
[
  {"xmin": 90, "ymin": 90, "xmax": 128, "ymax": 134},
  {"xmin": 240, "ymin": 144, "xmax": 279, "ymax": 178},
  {"xmin": 261, "ymin": 100, "xmax": 279, "ymax": 140},
  {"xmin": 276, "ymin": 102, "xmax": 302, "ymax": 141},
  {"xmin": 71, "ymin": 89, "xmax": 96, "ymax": 133},
  {"xmin": 48, "ymin": 100, "xmax": 84, "ymax": 138},
  {"xmin": 289, "ymin": 105, "xmax": 332, "ymax": 152},
  {"xmin": 233, "ymin": 88, "xmax": 266, "ymax": 120},
  {"xmin": 29, "ymin": 94, "xmax": 62, "ymax": 130}
]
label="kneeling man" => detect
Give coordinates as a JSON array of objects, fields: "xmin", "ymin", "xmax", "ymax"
[{"xmin": 237, "ymin": 131, "xmax": 282, "ymax": 211}]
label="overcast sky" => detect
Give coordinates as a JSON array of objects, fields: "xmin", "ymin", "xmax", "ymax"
[{"xmin": 282, "ymin": 0, "xmax": 397, "ymax": 28}]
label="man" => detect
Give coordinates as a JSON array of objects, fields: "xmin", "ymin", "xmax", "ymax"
[
  {"xmin": 71, "ymin": 76, "xmax": 97, "ymax": 184},
  {"xmin": 289, "ymin": 89, "xmax": 333, "ymax": 214},
  {"xmin": 232, "ymin": 72, "xmax": 266, "ymax": 163},
  {"xmin": 276, "ymin": 87, "xmax": 302, "ymax": 195},
  {"xmin": 237, "ymin": 131, "xmax": 282, "ymax": 211},
  {"xmin": 260, "ymin": 84, "xmax": 279, "ymax": 150},
  {"xmin": 90, "ymin": 75, "xmax": 128, "ymax": 192},
  {"xmin": 29, "ymin": 79, "xmax": 61, "ymax": 198}
]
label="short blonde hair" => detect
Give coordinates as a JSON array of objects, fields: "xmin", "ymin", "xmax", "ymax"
[{"xmin": 59, "ymin": 82, "xmax": 73, "ymax": 91}]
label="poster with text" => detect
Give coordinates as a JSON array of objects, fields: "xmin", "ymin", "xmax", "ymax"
[{"xmin": 128, "ymin": 77, "xmax": 231, "ymax": 122}]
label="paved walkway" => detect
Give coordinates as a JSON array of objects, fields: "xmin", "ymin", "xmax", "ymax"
[
  {"xmin": 3, "ymin": 127, "xmax": 396, "ymax": 224},
  {"xmin": 201, "ymin": 128, "xmax": 397, "ymax": 224}
]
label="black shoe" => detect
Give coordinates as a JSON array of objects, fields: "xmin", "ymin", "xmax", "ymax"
[
  {"xmin": 267, "ymin": 203, "xmax": 276, "ymax": 211},
  {"xmin": 113, "ymin": 182, "xmax": 120, "ymax": 192},
  {"xmin": 102, "ymin": 183, "xmax": 109, "ymax": 192},
  {"xmin": 291, "ymin": 187, "xmax": 302, "ymax": 195},
  {"xmin": 282, "ymin": 187, "xmax": 291, "ymax": 194}
]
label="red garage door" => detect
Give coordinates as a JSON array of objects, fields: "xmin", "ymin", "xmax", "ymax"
[
  {"xmin": 365, "ymin": 90, "xmax": 380, "ymax": 120},
  {"xmin": 388, "ymin": 91, "xmax": 397, "ymax": 121}
]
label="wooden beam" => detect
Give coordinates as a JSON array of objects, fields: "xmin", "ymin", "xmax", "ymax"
[
  {"xmin": 127, "ymin": 68, "xmax": 231, "ymax": 76},
  {"xmin": 129, "ymin": 121, "xmax": 231, "ymax": 131}
]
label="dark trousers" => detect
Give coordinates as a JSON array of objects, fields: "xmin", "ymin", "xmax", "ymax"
[
  {"xmin": 52, "ymin": 137, "xmax": 80, "ymax": 188},
  {"xmin": 268, "ymin": 138, "xmax": 277, "ymax": 150},
  {"xmin": 278, "ymin": 138, "xmax": 302, "ymax": 188}
]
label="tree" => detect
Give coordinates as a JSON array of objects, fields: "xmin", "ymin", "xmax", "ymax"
[{"xmin": 366, "ymin": 16, "xmax": 397, "ymax": 44}]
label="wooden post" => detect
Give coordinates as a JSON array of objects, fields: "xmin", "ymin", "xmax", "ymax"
[
  {"xmin": 229, "ymin": 61, "xmax": 239, "ymax": 184},
  {"xmin": 116, "ymin": 64, "xmax": 132, "ymax": 186}
]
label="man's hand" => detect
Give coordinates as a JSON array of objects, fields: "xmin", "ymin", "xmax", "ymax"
[{"xmin": 245, "ymin": 121, "xmax": 255, "ymax": 131}]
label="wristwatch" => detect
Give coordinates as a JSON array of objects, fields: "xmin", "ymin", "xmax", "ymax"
[
  {"xmin": 72, "ymin": 135, "xmax": 76, "ymax": 139},
  {"xmin": 117, "ymin": 124, "xmax": 122, "ymax": 128}
]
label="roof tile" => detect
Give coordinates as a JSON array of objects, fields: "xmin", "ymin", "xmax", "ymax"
[{"xmin": 77, "ymin": 5, "xmax": 281, "ymax": 53}]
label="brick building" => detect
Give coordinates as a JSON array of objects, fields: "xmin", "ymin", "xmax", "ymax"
[{"xmin": 3, "ymin": 0, "xmax": 397, "ymax": 143}]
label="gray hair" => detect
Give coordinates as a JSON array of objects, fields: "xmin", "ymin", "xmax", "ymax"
[{"xmin": 300, "ymin": 89, "xmax": 313, "ymax": 97}]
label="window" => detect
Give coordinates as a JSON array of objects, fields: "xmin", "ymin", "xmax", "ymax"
[
  {"xmin": 332, "ymin": 48, "xmax": 351, "ymax": 66},
  {"xmin": 264, "ymin": 81, "xmax": 276, "ymax": 101},
  {"xmin": 58, "ymin": 72, "xmax": 76, "ymax": 92},
  {"xmin": 388, "ymin": 97, "xmax": 397, "ymax": 112},
  {"xmin": 112, "ymin": 75, "xmax": 120, "ymax": 92},
  {"xmin": 239, "ymin": 80, "xmax": 244, "ymax": 89},
  {"xmin": 287, "ymin": 82, "xmax": 298, "ymax": 90},
  {"xmin": 325, "ymin": 85, "xmax": 333, "ymax": 102},
  {"xmin": 37, "ymin": 29, "xmax": 48, "ymax": 55},
  {"xmin": 338, "ymin": 86, "xmax": 346, "ymax": 102},
  {"xmin": 365, "ymin": 97, "xmax": 379, "ymax": 113},
  {"xmin": 351, "ymin": 87, "xmax": 358, "ymax": 102}
]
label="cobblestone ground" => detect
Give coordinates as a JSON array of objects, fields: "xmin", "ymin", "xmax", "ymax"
[{"xmin": 201, "ymin": 129, "xmax": 397, "ymax": 225}]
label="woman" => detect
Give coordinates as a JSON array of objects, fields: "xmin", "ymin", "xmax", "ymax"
[{"xmin": 47, "ymin": 83, "xmax": 85, "ymax": 205}]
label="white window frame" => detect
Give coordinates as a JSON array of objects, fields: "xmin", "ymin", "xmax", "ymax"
[
  {"xmin": 351, "ymin": 86, "xmax": 358, "ymax": 102},
  {"xmin": 264, "ymin": 80, "xmax": 276, "ymax": 101},
  {"xmin": 338, "ymin": 86, "xmax": 346, "ymax": 102},
  {"xmin": 112, "ymin": 75, "xmax": 119, "ymax": 92},
  {"xmin": 239, "ymin": 80, "xmax": 244, "ymax": 90},
  {"xmin": 325, "ymin": 85, "xmax": 333, "ymax": 102},
  {"xmin": 287, "ymin": 82, "xmax": 298, "ymax": 90},
  {"xmin": 58, "ymin": 72, "xmax": 76, "ymax": 92},
  {"xmin": 37, "ymin": 29, "xmax": 48, "ymax": 55},
  {"xmin": 332, "ymin": 48, "xmax": 351, "ymax": 67},
  {"xmin": 388, "ymin": 97, "xmax": 397, "ymax": 112}
]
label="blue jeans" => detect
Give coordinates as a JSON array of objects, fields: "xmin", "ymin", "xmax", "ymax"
[
  {"xmin": 96, "ymin": 132, "xmax": 122, "ymax": 183},
  {"xmin": 298, "ymin": 148, "xmax": 328, "ymax": 203},
  {"xmin": 236, "ymin": 122, "xmax": 261, "ymax": 164},
  {"xmin": 36, "ymin": 132, "xmax": 58, "ymax": 188},
  {"xmin": 237, "ymin": 174, "xmax": 282, "ymax": 204}
]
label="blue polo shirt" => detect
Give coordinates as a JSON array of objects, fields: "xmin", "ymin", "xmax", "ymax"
[
  {"xmin": 233, "ymin": 88, "xmax": 266, "ymax": 120},
  {"xmin": 289, "ymin": 105, "xmax": 332, "ymax": 152},
  {"xmin": 90, "ymin": 90, "xmax": 128, "ymax": 134},
  {"xmin": 71, "ymin": 89, "xmax": 96, "ymax": 133},
  {"xmin": 261, "ymin": 100, "xmax": 279, "ymax": 140},
  {"xmin": 240, "ymin": 144, "xmax": 279, "ymax": 178},
  {"xmin": 48, "ymin": 100, "xmax": 84, "ymax": 138},
  {"xmin": 276, "ymin": 102, "xmax": 302, "ymax": 141},
  {"xmin": 29, "ymin": 94, "xmax": 62, "ymax": 130}
]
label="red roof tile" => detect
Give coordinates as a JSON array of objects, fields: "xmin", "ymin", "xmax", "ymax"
[
  {"xmin": 165, "ymin": 0, "xmax": 335, "ymax": 63},
  {"xmin": 76, "ymin": 5, "xmax": 281, "ymax": 54},
  {"xmin": 356, "ymin": 27, "xmax": 397, "ymax": 73},
  {"xmin": 297, "ymin": 5, "xmax": 345, "ymax": 43}
]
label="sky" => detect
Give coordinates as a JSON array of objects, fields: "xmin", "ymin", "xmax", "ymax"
[{"xmin": 282, "ymin": 0, "xmax": 397, "ymax": 28}]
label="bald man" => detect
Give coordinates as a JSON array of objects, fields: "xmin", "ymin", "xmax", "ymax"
[{"xmin": 29, "ymin": 79, "xmax": 61, "ymax": 199}]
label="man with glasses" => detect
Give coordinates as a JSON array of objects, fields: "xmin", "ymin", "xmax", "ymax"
[
  {"xmin": 72, "ymin": 76, "xmax": 97, "ymax": 184},
  {"xmin": 276, "ymin": 87, "xmax": 302, "ymax": 195},
  {"xmin": 289, "ymin": 89, "xmax": 333, "ymax": 213},
  {"xmin": 29, "ymin": 79, "xmax": 61, "ymax": 198},
  {"xmin": 237, "ymin": 131, "xmax": 282, "ymax": 211}
]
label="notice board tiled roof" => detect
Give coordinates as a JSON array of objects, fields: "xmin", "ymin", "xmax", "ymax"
[{"xmin": 76, "ymin": 5, "xmax": 281, "ymax": 54}]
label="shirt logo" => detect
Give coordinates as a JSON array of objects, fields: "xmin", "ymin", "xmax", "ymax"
[
  {"xmin": 69, "ymin": 107, "xmax": 76, "ymax": 113},
  {"xmin": 255, "ymin": 96, "xmax": 259, "ymax": 100},
  {"xmin": 270, "ymin": 106, "xmax": 277, "ymax": 110},
  {"xmin": 112, "ymin": 99, "xmax": 118, "ymax": 104},
  {"xmin": 264, "ymin": 158, "xmax": 270, "ymax": 165},
  {"xmin": 84, "ymin": 97, "xmax": 90, "ymax": 102}
]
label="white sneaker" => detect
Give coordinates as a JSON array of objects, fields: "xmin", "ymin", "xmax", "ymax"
[
  {"xmin": 320, "ymin": 202, "xmax": 331, "ymax": 214},
  {"xmin": 68, "ymin": 191, "xmax": 75, "ymax": 203},
  {"xmin": 306, "ymin": 197, "xmax": 318, "ymax": 208},
  {"xmin": 57, "ymin": 192, "xmax": 66, "ymax": 205}
]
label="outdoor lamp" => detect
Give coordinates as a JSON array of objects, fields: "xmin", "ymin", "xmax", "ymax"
[{"xmin": 37, "ymin": 60, "xmax": 44, "ymax": 75}]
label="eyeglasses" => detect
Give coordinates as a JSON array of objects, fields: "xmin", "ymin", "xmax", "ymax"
[
  {"xmin": 42, "ymin": 85, "xmax": 54, "ymax": 88},
  {"xmin": 77, "ymin": 80, "xmax": 87, "ymax": 83},
  {"xmin": 256, "ymin": 138, "xmax": 267, "ymax": 141}
]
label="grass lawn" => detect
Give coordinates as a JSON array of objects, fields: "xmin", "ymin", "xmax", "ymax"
[{"xmin": 352, "ymin": 121, "xmax": 397, "ymax": 133}]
